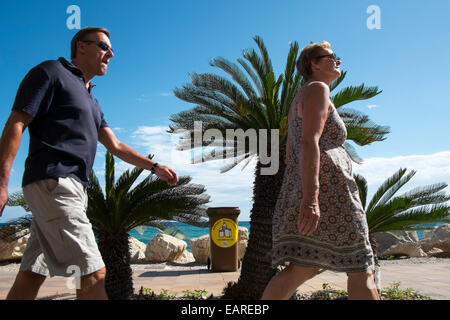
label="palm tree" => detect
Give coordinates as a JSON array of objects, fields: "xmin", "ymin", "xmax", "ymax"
[
  {"xmin": 354, "ymin": 168, "xmax": 450, "ymax": 263},
  {"xmin": 168, "ymin": 36, "xmax": 390, "ymax": 299},
  {"xmin": 1, "ymin": 155, "xmax": 210, "ymax": 300},
  {"xmin": 87, "ymin": 152, "xmax": 210, "ymax": 299}
]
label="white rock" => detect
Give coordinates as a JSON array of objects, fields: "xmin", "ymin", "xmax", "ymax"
[
  {"xmin": 173, "ymin": 250, "xmax": 195, "ymax": 264},
  {"xmin": 189, "ymin": 235, "xmax": 210, "ymax": 264},
  {"xmin": 189, "ymin": 227, "xmax": 249, "ymax": 263},
  {"xmin": 238, "ymin": 226, "xmax": 249, "ymax": 241},
  {"xmin": 145, "ymin": 233, "xmax": 187, "ymax": 262},
  {"xmin": 238, "ymin": 239, "xmax": 248, "ymax": 260},
  {"xmin": 429, "ymin": 224, "xmax": 450, "ymax": 253},
  {"xmin": 129, "ymin": 237, "xmax": 147, "ymax": 263},
  {"xmin": 373, "ymin": 231, "xmax": 427, "ymax": 257},
  {"xmin": 382, "ymin": 242, "xmax": 428, "ymax": 258},
  {"xmin": 0, "ymin": 231, "xmax": 30, "ymax": 262}
]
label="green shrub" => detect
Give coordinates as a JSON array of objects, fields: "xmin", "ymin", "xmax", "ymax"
[
  {"xmin": 380, "ymin": 282, "xmax": 432, "ymax": 300},
  {"xmin": 293, "ymin": 282, "xmax": 432, "ymax": 300}
]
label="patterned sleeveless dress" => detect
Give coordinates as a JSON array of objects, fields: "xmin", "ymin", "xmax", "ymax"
[{"xmin": 270, "ymin": 86, "xmax": 375, "ymax": 273}]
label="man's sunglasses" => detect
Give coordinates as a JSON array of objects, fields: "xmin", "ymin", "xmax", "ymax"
[
  {"xmin": 315, "ymin": 53, "xmax": 340, "ymax": 61},
  {"xmin": 81, "ymin": 40, "xmax": 114, "ymax": 53}
]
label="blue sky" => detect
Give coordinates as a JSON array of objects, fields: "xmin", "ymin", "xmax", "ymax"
[{"xmin": 1, "ymin": 0, "xmax": 449, "ymax": 222}]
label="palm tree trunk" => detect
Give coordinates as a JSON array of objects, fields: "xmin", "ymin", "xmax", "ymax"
[
  {"xmin": 97, "ymin": 231, "xmax": 134, "ymax": 300},
  {"xmin": 222, "ymin": 153, "xmax": 286, "ymax": 299}
]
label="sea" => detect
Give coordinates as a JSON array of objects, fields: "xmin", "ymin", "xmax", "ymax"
[
  {"xmin": 129, "ymin": 221, "xmax": 251, "ymax": 252},
  {"xmin": 130, "ymin": 222, "xmax": 442, "ymax": 253},
  {"xmin": 1, "ymin": 221, "xmax": 442, "ymax": 253}
]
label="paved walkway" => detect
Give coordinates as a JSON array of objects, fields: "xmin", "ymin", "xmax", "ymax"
[{"xmin": 0, "ymin": 261, "xmax": 449, "ymax": 300}]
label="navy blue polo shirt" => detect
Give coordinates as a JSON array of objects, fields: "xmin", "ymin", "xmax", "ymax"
[{"xmin": 12, "ymin": 57, "xmax": 108, "ymax": 187}]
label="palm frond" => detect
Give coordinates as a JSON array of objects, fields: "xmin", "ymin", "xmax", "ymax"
[
  {"xmin": 220, "ymin": 152, "xmax": 256, "ymax": 174},
  {"xmin": 339, "ymin": 108, "xmax": 390, "ymax": 145},
  {"xmin": 105, "ymin": 152, "xmax": 115, "ymax": 200},
  {"xmin": 396, "ymin": 183, "xmax": 450, "ymax": 206},
  {"xmin": 332, "ymin": 83, "xmax": 382, "ymax": 108},
  {"xmin": 366, "ymin": 168, "xmax": 412, "ymax": 217},
  {"xmin": 370, "ymin": 204, "xmax": 449, "ymax": 233},
  {"xmin": 6, "ymin": 191, "xmax": 30, "ymax": 212},
  {"xmin": 243, "ymin": 48, "xmax": 269, "ymax": 98},
  {"xmin": 145, "ymin": 221, "xmax": 187, "ymax": 240},
  {"xmin": 353, "ymin": 173, "xmax": 368, "ymax": 209},
  {"xmin": 343, "ymin": 141, "xmax": 363, "ymax": 164},
  {"xmin": 253, "ymin": 35, "xmax": 274, "ymax": 76},
  {"xmin": 210, "ymin": 56, "xmax": 258, "ymax": 100},
  {"xmin": 237, "ymin": 58, "xmax": 264, "ymax": 97},
  {"xmin": 280, "ymin": 41, "xmax": 299, "ymax": 117},
  {"xmin": 87, "ymin": 171, "xmax": 110, "ymax": 230},
  {"xmin": 375, "ymin": 169, "xmax": 417, "ymax": 210}
]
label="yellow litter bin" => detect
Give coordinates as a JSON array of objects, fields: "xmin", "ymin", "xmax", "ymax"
[{"xmin": 207, "ymin": 207, "xmax": 240, "ymax": 272}]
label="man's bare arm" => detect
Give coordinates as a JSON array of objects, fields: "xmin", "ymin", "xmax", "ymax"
[{"xmin": 0, "ymin": 111, "xmax": 33, "ymax": 216}]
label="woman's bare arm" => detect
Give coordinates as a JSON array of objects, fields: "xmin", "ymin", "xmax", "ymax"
[{"xmin": 298, "ymin": 82, "xmax": 331, "ymax": 236}]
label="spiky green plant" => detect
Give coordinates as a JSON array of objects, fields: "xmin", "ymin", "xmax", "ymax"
[
  {"xmin": 0, "ymin": 153, "xmax": 210, "ymax": 300},
  {"xmin": 354, "ymin": 168, "xmax": 450, "ymax": 262},
  {"xmin": 87, "ymin": 152, "xmax": 210, "ymax": 300},
  {"xmin": 168, "ymin": 35, "xmax": 390, "ymax": 299}
]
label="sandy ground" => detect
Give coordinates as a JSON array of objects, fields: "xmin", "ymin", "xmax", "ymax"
[{"xmin": 1, "ymin": 257, "xmax": 450, "ymax": 274}]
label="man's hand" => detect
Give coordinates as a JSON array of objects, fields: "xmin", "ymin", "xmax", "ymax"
[
  {"xmin": 0, "ymin": 186, "xmax": 8, "ymax": 217},
  {"xmin": 154, "ymin": 165, "xmax": 179, "ymax": 187},
  {"xmin": 0, "ymin": 111, "xmax": 33, "ymax": 218}
]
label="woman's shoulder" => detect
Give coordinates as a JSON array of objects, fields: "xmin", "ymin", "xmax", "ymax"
[
  {"xmin": 302, "ymin": 81, "xmax": 330, "ymax": 100},
  {"xmin": 304, "ymin": 80, "xmax": 330, "ymax": 91}
]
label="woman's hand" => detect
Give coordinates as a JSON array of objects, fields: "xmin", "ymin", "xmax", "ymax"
[{"xmin": 297, "ymin": 201, "xmax": 320, "ymax": 236}]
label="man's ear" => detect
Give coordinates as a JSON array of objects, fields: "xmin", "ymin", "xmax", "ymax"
[{"xmin": 76, "ymin": 41, "xmax": 87, "ymax": 57}]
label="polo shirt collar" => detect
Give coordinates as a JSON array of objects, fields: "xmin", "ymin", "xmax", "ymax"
[{"xmin": 58, "ymin": 57, "xmax": 96, "ymax": 91}]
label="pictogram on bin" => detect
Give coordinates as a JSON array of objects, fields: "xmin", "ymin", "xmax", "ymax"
[{"xmin": 207, "ymin": 207, "xmax": 240, "ymax": 272}]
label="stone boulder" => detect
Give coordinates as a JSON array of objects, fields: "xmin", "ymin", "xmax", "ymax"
[
  {"xmin": 173, "ymin": 250, "xmax": 195, "ymax": 264},
  {"xmin": 0, "ymin": 228, "xmax": 30, "ymax": 262},
  {"xmin": 145, "ymin": 233, "xmax": 187, "ymax": 262},
  {"xmin": 420, "ymin": 224, "xmax": 450, "ymax": 254},
  {"xmin": 237, "ymin": 226, "xmax": 249, "ymax": 260},
  {"xmin": 189, "ymin": 235, "xmax": 210, "ymax": 264},
  {"xmin": 189, "ymin": 226, "xmax": 249, "ymax": 263},
  {"xmin": 372, "ymin": 231, "xmax": 427, "ymax": 257},
  {"xmin": 129, "ymin": 237, "xmax": 147, "ymax": 263}
]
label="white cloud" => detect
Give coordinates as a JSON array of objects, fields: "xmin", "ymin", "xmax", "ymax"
[
  {"xmin": 136, "ymin": 94, "xmax": 152, "ymax": 102},
  {"xmin": 367, "ymin": 104, "xmax": 377, "ymax": 109},
  {"xmin": 353, "ymin": 151, "xmax": 450, "ymax": 200},
  {"xmin": 111, "ymin": 127, "xmax": 125, "ymax": 133},
  {"xmin": 129, "ymin": 126, "xmax": 255, "ymax": 220},
  {"xmin": 104, "ymin": 125, "xmax": 450, "ymax": 221},
  {"xmin": 160, "ymin": 92, "xmax": 173, "ymax": 97}
]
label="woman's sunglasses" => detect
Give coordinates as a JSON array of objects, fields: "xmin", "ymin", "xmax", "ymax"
[{"xmin": 315, "ymin": 53, "xmax": 340, "ymax": 62}]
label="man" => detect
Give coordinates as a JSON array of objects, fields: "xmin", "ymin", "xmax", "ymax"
[{"xmin": 0, "ymin": 27, "xmax": 179, "ymax": 300}]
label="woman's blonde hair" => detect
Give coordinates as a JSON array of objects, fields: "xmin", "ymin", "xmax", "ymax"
[{"xmin": 296, "ymin": 41, "xmax": 331, "ymax": 80}]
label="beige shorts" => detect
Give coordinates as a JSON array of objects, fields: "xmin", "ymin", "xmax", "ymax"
[{"xmin": 20, "ymin": 177, "xmax": 105, "ymax": 277}]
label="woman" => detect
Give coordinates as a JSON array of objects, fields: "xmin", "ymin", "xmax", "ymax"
[{"xmin": 262, "ymin": 41, "xmax": 379, "ymax": 300}]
